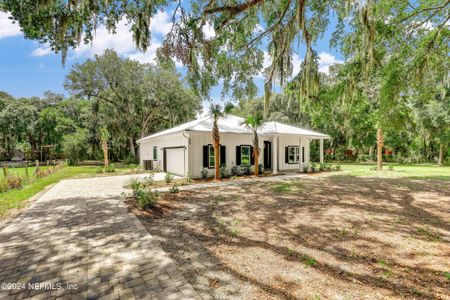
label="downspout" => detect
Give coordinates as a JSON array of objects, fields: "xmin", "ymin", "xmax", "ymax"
[{"xmin": 182, "ymin": 132, "xmax": 190, "ymax": 177}]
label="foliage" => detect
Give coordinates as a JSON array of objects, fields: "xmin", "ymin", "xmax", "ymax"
[
  {"xmin": 219, "ymin": 165, "xmax": 228, "ymax": 178},
  {"xmin": 165, "ymin": 172, "xmax": 174, "ymax": 184},
  {"xmin": 61, "ymin": 128, "xmax": 89, "ymax": 165},
  {"xmin": 133, "ymin": 187, "xmax": 159, "ymax": 210},
  {"xmin": 104, "ymin": 164, "xmax": 115, "ymax": 173},
  {"xmin": 201, "ymin": 168, "xmax": 209, "ymax": 180},
  {"xmin": 169, "ymin": 184, "xmax": 179, "ymax": 194}
]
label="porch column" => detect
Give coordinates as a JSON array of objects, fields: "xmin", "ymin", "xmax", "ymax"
[
  {"xmin": 320, "ymin": 139, "xmax": 324, "ymax": 164},
  {"xmin": 299, "ymin": 137, "xmax": 303, "ymax": 172},
  {"xmin": 273, "ymin": 136, "xmax": 278, "ymax": 174}
]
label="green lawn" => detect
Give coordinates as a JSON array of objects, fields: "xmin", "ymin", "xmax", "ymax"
[
  {"xmin": 0, "ymin": 164, "xmax": 142, "ymax": 218},
  {"xmin": 1, "ymin": 165, "xmax": 51, "ymax": 179},
  {"xmin": 338, "ymin": 163, "xmax": 450, "ymax": 180}
]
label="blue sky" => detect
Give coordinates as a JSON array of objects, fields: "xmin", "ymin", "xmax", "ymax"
[{"xmin": 0, "ymin": 10, "xmax": 343, "ymax": 102}]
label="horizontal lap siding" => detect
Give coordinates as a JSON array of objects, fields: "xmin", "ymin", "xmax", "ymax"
[
  {"xmin": 189, "ymin": 131, "xmax": 265, "ymax": 178},
  {"xmin": 278, "ymin": 135, "xmax": 310, "ymax": 171},
  {"xmin": 139, "ymin": 133, "xmax": 189, "ymax": 174}
]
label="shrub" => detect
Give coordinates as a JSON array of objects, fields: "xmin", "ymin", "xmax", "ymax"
[
  {"xmin": 135, "ymin": 189, "xmax": 159, "ymax": 209},
  {"xmin": 105, "ymin": 164, "xmax": 115, "ymax": 173},
  {"xmin": 319, "ymin": 163, "xmax": 325, "ymax": 171},
  {"xmin": 220, "ymin": 165, "xmax": 228, "ymax": 178},
  {"xmin": 231, "ymin": 166, "xmax": 242, "ymax": 176},
  {"xmin": 241, "ymin": 165, "xmax": 251, "ymax": 175},
  {"xmin": 165, "ymin": 172, "xmax": 174, "ymax": 183},
  {"xmin": 334, "ymin": 164, "xmax": 342, "ymax": 171},
  {"xmin": 131, "ymin": 179, "xmax": 140, "ymax": 191},
  {"xmin": 142, "ymin": 174, "xmax": 154, "ymax": 187},
  {"xmin": 5, "ymin": 175, "xmax": 22, "ymax": 190},
  {"xmin": 95, "ymin": 167, "xmax": 104, "ymax": 173},
  {"xmin": 258, "ymin": 163, "xmax": 264, "ymax": 174},
  {"xmin": 125, "ymin": 154, "xmax": 138, "ymax": 165},
  {"xmin": 184, "ymin": 173, "xmax": 193, "ymax": 184},
  {"xmin": 303, "ymin": 163, "xmax": 309, "ymax": 173},
  {"xmin": 310, "ymin": 162, "xmax": 317, "ymax": 172},
  {"xmin": 201, "ymin": 168, "xmax": 209, "ymax": 180},
  {"xmin": 169, "ymin": 184, "xmax": 179, "ymax": 194}
]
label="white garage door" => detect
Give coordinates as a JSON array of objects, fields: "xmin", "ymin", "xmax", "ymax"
[{"xmin": 165, "ymin": 147, "xmax": 185, "ymax": 176}]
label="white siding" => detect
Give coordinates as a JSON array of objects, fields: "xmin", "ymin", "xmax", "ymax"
[
  {"xmin": 188, "ymin": 131, "xmax": 266, "ymax": 177},
  {"xmin": 139, "ymin": 133, "xmax": 189, "ymax": 176},
  {"xmin": 277, "ymin": 135, "xmax": 310, "ymax": 171}
]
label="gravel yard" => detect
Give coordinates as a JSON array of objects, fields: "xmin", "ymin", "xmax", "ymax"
[{"xmin": 128, "ymin": 174, "xmax": 450, "ymax": 299}]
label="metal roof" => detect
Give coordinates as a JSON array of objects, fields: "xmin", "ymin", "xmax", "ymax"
[{"xmin": 137, "ymin": 115, "xmax": 330, "ymax": 143}]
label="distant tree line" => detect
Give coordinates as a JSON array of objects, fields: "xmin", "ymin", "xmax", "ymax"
[{"xmin": 0, "ymin": 50, "xmax": 201, "ymax": 164}]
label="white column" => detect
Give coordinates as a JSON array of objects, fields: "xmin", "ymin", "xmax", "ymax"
[
  {"xmin": 320, "ymin": 139, "xmax": 324, "ymax": 164},
  {"xmin": 299, "ymin": 137, "xmax": 303, "ymax": 172},
  {"xmin": 273, "ymin": 136, "xmax": 278, "ymax": 174}
]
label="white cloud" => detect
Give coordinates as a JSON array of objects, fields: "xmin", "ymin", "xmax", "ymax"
[
  {"xmin": 202, "ymin": 22, "xmax": 215, "ymax": 39},
  {"xmin": 318, "ymin": 52, "xmax": 343, "ymax": 74},
  {"xmin": 150, "ymin": 11, "xmax": 173, "ymax": 36},
  {"xmin": 0, "ymin": 12, "xmax": 21, "ymax": 39},
  {"xmin": 31, "ymin": 46, "xmax": 52, "ymax": 57},
  {"xmin": 291, "ymin": 53, "xmax": 303, "ymax": 77}
]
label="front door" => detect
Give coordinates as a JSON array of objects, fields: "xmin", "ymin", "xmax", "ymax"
[{"xmin": 263, "ymin": 141, "xmax": 272, "ymax": 169}]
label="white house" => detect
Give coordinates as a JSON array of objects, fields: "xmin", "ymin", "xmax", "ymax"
[{"xmin": 137, "ymin": 115, "xmax": 330, "ymax": 177}]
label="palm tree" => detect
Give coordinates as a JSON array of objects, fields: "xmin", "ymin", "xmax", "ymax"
[
  {"xmin": 242, "ymin": 112, "xmax": 264, "ymax": 176},
  {"xmin": 210, "ymin": 103, "xmax": 234, "ymax": 180}
]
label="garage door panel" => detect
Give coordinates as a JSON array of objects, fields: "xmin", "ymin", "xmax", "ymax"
[{"xmin": 165, "ymin": 148, "xmax": 185, "ymax": 176}]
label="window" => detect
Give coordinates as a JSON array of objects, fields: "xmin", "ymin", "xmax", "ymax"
[
  {"xmin": 208, "ymin": 145, "xmax": 215, "ymax": 168},
  {"xmin": 241, "ymin": 145, "xmax": 251, "ymax": 165},
  {"xmin": 153, "ymin": 146, "xmax": 157, "ymax": 160},
  {"xmin": 288, "ymin": 146, "xmax": 300, "ymax": 163}
]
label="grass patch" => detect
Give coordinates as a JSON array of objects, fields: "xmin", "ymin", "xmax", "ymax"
[
  {"xmin": 337, "ymin": 163, "xmax": 450, "ymax": 180},
  {"xmin": 0, "ymin": 166, "xmax": 100, "ymax": 217},
  {"xmin": 269, "ymin": 182, "xmax": 302, "ymax": 193}
]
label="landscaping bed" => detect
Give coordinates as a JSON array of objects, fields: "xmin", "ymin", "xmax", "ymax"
[{"xmin": 129, "ymin": 173, "xmax": 450, "ymax": 299}]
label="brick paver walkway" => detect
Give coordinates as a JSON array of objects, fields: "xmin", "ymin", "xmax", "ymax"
[{"xmin": 0, "ymin": 176, "xmax": 199, "ymax": 300}]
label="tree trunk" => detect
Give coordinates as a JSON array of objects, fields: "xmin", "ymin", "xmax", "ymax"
[
  {"xmin": 254, "ymin": 148, "xmax": 259, "ymax": 176},
  {"xmin": 129, "ymin": 137, "xmax": 136, "ymax": 158},
  {"xmin": 369, "ymin": 146, "xmax": 373, "ymax": 161},
  {"xmin": 214, "ymin": 141, "xmax": 220, "ymax": 180},
  {"xmin": 439, "ymin": 143, "xmax": 444, "ymax": 166},
  {"xmin": 102, "ymin": 140, "xmax": 109, "ymax": 168},
  {"xmin": 377, "ymin": 127, "xmax": 383, "ymax": 171}
]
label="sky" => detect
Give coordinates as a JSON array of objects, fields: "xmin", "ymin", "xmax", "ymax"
[{"xmin": 0, "ymin": 10, "xmax": 344, "ymax": 103}]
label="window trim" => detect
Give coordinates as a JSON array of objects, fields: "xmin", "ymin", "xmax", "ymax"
[
  {"xmin": 240, "ymin": 145, "xmax": 251, "ymax": 166},
  {"xmin": 208, "ymin": 145, "xmax": 215, "ymax": 168},
  {"xmin": 153, "ymin": 146, "xmax": 158, "ymax": 160},
  {"xmin": 287, "ymin": 146, "xmax": 300, "ymax": 164}
]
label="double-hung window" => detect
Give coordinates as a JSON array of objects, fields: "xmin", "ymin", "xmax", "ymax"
[
  {"xmin": 288, "ymin": 146, "xmax": 300, "ymax": 163},
  {"xmin": 208, "ymin": 145, "xmax": 215, "ymax": 168},
  {"xmin": 241, "ymin": 145, "xmax": 251, "ymax": 165},
  {"xmin": 153, "ymin": 146, "xmax": 157, "ymax": 160}
]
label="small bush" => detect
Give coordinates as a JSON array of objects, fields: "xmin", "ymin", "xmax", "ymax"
[
  {"xmin": 142, "ymin": 174, "xmax": 154, "ymax": 187},
  {"xmin": 169, "ymin": 184, "xmax": 179, "ymax": 194},
  {"xmin": 319, "ymin": 163, "xmax": 325, "ymax": 171},
  {"xmin": 5, "ymin": 175, "xmax": 22, "ymax": 190},
  {"xmin": 258, "ymin": 163, "xmax": 264, "ymax": 174},
  {"xmin": 241, "ymin": 165, "xmax": 251, "ymax": 175},
  {"xmin": 231, "ymin": 166, "xmax": 243, "ymax": 176},
  {"xmin": 310, "ymin": 162, "xmax": 317, "ymax": 172},
  {"xmin": 334, "ymin": 164, "xmax": 342, "ymax": 171},
  {"xmin": 201, "ymin": 168, "xmax": 208, "ymax": 180},
  {"xmin": 95, "ymin": 167, "xmax": 104, "ymax": 174},
  {"xmin": 184, "ymin": 173, "xmax": 193, "ymax": 184},
  {"xmin": 135, "ymin": 189, "xmax": 159, "ymax": 209},
  {"xmin": 303, "ymin": 163, "xmax": 309, "ymax": 173},
  {"xmin": 131, "ymin": 179, "xmax": 140, "ymax": 191},
  {"xmin": 220, "ymin": 165, "xmax": 227, "ymax": 178},
  {"xmin": 165, "ymin": 172, "xmax": 174, "ymax": 183},
  {"xmin": 105, "ymin": 164, "xmax": 115, "ymax": 173}
]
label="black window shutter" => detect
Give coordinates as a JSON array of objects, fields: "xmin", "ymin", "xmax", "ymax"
[
  {"xmin": 203, "ymin": 146, "xmax": 208, "ymax": 168},
  {"xmin": 302, "ymin": 146, "xmax": 305, "ymax": 162},
  {"xmin": 220, "ymin": 145, "xmax": 226, "ymax": 165},
  {"xmin": 250, "ymin": 146, "xmax": 255, "ymax": 165},
  {"xmin": 285, "ymin": 147, "xmax": 288, "ymax": 163},
  {"xmin": 236, "ymin": 146, "xmax": 241, "ymax": 165}
]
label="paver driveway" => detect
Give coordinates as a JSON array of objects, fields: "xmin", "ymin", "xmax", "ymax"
[{"xmin": 0, "ymin": 175, "xmax": 198, "ymax": 300}]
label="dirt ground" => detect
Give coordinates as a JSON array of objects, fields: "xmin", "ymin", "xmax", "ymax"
[{"xmin": 129, "ymin": 175, "xmax": 450, "ymax": 300}]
